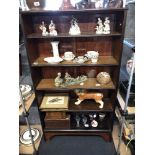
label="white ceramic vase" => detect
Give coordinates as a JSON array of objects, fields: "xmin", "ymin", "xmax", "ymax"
[{"xmin": 50, "ymin": 41, "xmax": 59, "ymax": 58}]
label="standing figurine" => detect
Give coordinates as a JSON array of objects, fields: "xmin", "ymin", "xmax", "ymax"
[
  {"xmin": 69, "ymin": 17, "xmax": 81, "ymax": 35},
  {"xmin": 39, "ymin": 21, "xmax": 48, "ymax": 36},
  {"xmin": 54, "ymin": 72, "xmax": 63, "ymax": 87},
  {"xmin": 95, "ymin": 18, "xmax": 104, "ymax": 34},
  {"xmin": 49, "ymin": 20, "xmax": 58, "ymax": 36},
  {"xmin": 95, "ymin": 0, "xmax": 103, "ymax": 9},
  {"xmin": 103, "ymin": 17, "xmax": 110, "ymax": 34}
]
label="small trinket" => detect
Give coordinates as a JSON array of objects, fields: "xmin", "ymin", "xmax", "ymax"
[
  {"xmin": 54, "ymin": 72, "xmax": 63, "ymax": 87},
  {"xmin": 54, "ymin": 72, "xmax": 88, "ymax": 87},
  {"xmin": 49, "ymin": 20, "xmax": 58, "ymax": 36},
  {"xmin": 69, "ymin": 17, "xmax": 81, "ymax": 35},
  {"xmin": 95, "ymin": 18, "xmax": 104, "ymax": 34},
  {"xmin": 103, "ymin": 17, "xmax": 110, "ymax": 34},
  {"xmin": 96, "ymin": 72, "xmax": 111, "ymax": 85},
  {"xmin": 39, "ymin": 21, "xmax": 48, "ymax": 36}
]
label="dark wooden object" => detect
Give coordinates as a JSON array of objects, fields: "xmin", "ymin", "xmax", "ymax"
[{"xmin": 20, "ymin": 7, "xmax": 127, "ymax": 142}]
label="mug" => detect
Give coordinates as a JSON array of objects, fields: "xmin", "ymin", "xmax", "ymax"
[
  {"xmin": 86, "ymin": 51, "xmax": 99, "ymax": 59},
  {"xmin": 63, "ymin": 51, "xmax": 75, "ymax": 61}
]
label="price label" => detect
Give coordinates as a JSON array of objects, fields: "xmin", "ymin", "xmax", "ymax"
[{"xmin": 34, "ymin": 2, "xmax": 40, "ymax": 7}]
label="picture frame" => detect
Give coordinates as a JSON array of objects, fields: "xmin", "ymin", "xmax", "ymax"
[{"xmin": 39, "ymin": 93, "xmax": 69, "ymax": 110}]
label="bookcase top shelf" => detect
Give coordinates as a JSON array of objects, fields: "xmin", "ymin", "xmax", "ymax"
[{"xmin": 20, "ymin": 8, "xmax": 127, "ymax": 14}]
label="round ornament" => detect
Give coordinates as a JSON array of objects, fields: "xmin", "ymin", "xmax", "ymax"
[{"xmin": 96, "ymin": 72, "xmax": 111, "ymax": 85}]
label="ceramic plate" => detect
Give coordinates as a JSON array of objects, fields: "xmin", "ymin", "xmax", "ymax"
[
  {"xmin": 44, "ymin": 57, "xmax": 63, "ymax": 63},
  {"xmin": 62, "ymin": 56, "xmax": 75, "ymax": 61},
  {"xmin": 20, "ymin": 128, "xmax": 40, "ymax": 145}
]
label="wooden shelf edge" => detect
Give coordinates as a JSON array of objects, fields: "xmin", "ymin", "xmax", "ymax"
[
  {"xmin": 44, "ymin": 128, "xmax": 111, "ymax": 133},
  {"xmin": 32, "ymin": 56, "xmax": 119, "ymax": 67},
  {"xmin": 19, "ymin": 93, "xmax": 35, "ymax": 116},
  {"xmin": 19, "ymin": 124, "xmax": 43, "ymax": 154},
  {"xmin": 27, "ymin": 32, "xmax": 122, "ymax": 39},
  {"xmin": 36, "ymin": 78, "xmax": 116, "ymax": 91},
  {"xmin": 20, "ymin": 8, "xmax": 127, "ymax": 14}
]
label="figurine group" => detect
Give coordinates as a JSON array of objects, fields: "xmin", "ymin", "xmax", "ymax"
[
  {"xmin": 40, "ymin": 20, "xmax": 58, "ymax": 36},
  {"xmin": 54, "ymin": 72, "xmax": 87, "ymax": 87},
  {"xmin": 96, "ymin": 17, "xmax": 110, "ymax": 34},
  {"xmin": 74, "ymin": 113, "xmax": 106, "ymax": 128},
  {"xmin": 40, "ymin": 17, "xmax": 110, "ymax": 36}
]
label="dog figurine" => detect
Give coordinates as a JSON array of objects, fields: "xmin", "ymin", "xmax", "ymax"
[{"xmin": 75, "ymin": 89, "xmax": 104, "ymax": 109}]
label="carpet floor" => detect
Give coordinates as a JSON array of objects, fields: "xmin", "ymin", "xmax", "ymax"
[{"xmin": 38, "ymin": 136, "xmax": 116, "ymax": 155}]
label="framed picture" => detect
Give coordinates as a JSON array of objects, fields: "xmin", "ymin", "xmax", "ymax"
[{"xmin": 39, "ymin": 93, "xmax": 69, "ymax": 110}]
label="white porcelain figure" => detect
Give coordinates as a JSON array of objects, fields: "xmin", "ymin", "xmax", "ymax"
[
  {"xmin": 49, "ymin": 20, "xmax": 58, "ymax": 36},
  {"xmin": 69, "ymin": 18, "xmax": 81, "ymax": 35},
  {"xmin": 95, "ymin": 18, "xmax": 104, "ymax": 34},
  {"xmin": 103, "ymin": 17, "xmax": 110, "ymax": 34},
  {"xmin": 40, "ymin": 21, "xmax": 48, "ymax": 36},
  {"xmin": 95, "ymin": 0, "xmax": 103, "ymax": 9},
  {"xmin": 50, "ymin": 41, "xmax": 60, "ymax": 58}
]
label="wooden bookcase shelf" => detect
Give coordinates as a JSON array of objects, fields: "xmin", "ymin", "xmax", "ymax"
[
  {"xmin": 20, "ymin": 7, "xmax": 127, "ymax": 141},
  {"xmin": 40, "ymin": 98, "xmax": 113, "ymax": 112},
  {"xmin": 32, "ymin": 56, "xmax": 118, "ymax": 67},
  {"xmin": 36, "ymin": 78, "xmax": 115, "ymax": 90},
  {"xmin": 20, "ymin": 8, "xmax": 127, "ymax": 14},
  {"xmin": 27, "ymin": 32, "xmax": 122, "ymax": 39}
]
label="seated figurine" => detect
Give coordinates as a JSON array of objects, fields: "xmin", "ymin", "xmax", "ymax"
[
  {"xmin": 54, "ymin": 72, "xmax": 63, "ymax": 87},
  {"xmin": 75, "ymin": 90, "xmax": 104, "ymax": 109},
  {"xmin": 40, "ymin": 21, "xmax": 48, "ymax": 36},
  {"xmin": 69, "ymin": 17, "xmax": 81, "ymax": 35},
  {"xmin": 49, "ymin": 20, "xmax": 58, "ymax": 36}
]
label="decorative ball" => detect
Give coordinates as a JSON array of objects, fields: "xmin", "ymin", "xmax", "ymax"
[{"xmin": 96, "ymin": 72, "xmax": 111, "ymax": 85}]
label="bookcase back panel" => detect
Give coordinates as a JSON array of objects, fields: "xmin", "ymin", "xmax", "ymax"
[{"xmin": 35, "ymin": 38, "xmax": 113, "ymax": 57}]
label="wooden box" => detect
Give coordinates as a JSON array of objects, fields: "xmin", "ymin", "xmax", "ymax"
[{"xmin": 44, "ymin": 112, "xmax": 70, "ymax": 129}]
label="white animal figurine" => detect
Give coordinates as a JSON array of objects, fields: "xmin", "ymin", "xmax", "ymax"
[
  {"xmin": 95, "ymin": 18, "xmax": 104, "ymax": 34},
  {"xmin": 69, "ymin": 18, "xmax": 81, "ymax": 35},
  {"xmin": 103, "ymin": 17, "xmax": 110, "ymax": 34},
  {"xmin": 75, "ymin": 91, "xmax": 104, "ymax": 109},
  {"xmin": 49, "ymin": 20, "xmax": 58, "ymax": 36},
  {"xmin": 40, "ymin": 21, "xmax": 48, "ymax": 36}
]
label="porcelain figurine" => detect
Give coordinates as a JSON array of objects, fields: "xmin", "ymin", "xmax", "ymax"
[
  {"xmin": 103, "ymin": 17, "xmax": 110, "ymax": 34},
  {"xmin": 75, "ymin": 90, "xmax": 104, "ymax": 109},
  {"xmin": 95, "ymin": 18, "xmax": 104, "ymax": 34},
  {"xmin": 54, "ymin": 72, "xmax": 63, "ymax": 87},
  {"xmin": 55, "ymin": 73, "xmax": 87, "ymax": 87},
  {"xmin": 69, "ymin": 17, "xmax": 81, "ymax": 35},
  {"xmin": 95, "ymin": 0, "xmax": 103, "ymax": 9},
  {"xmin": 49, "ymin": 20, "xmax": 58, "ymax": 36},
  {"xmin": 39, "ymin": 21, "xmax": 48, "ymax": 36}
]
